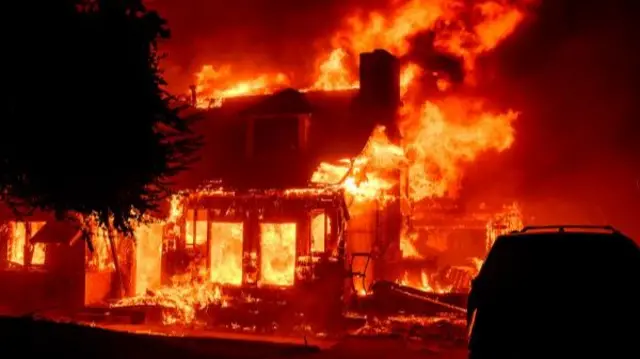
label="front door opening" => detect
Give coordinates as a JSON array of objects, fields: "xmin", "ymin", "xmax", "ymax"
[
  {"xmin": 209, "ymin": 222, "xmax": 244, "ymax": 286},
  {"xmin": 259, "ymin": 223, "xmax": 296, "ymax": 287}
]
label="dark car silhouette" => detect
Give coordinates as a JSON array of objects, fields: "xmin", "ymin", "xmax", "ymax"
[{"xmin": 467, "ymin": 225, "xmax": 640, "ymax": 359}]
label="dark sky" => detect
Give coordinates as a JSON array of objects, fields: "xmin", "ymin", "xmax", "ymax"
[{"xmin": 149, "ymin": 0, "xmax": 639, "ymax": 237}]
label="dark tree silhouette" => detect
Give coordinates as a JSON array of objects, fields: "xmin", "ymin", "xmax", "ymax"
[{"xmin": 2, "ymin": 0, "xmax": 201, "ymax": 233}]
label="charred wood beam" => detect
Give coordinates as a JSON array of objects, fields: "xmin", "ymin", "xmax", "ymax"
[{"xmin": 372, "ymin": 280, "xmax": 467, "ymax": 314}]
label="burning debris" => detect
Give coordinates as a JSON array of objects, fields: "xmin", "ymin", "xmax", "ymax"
[{"xmin": 112, "ymin": 262, "xmax": 228, "ymax": 325}]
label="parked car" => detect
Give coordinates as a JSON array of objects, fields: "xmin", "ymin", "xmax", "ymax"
[{"xmin": 467, "ymin": 225, "xmax": 640, "ymax": 359}]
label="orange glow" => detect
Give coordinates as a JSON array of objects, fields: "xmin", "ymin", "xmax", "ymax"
[
  {"xmin": 311, "ymin": 125, "xmax": 405, "ymax": 204},
  {"xmin": 113, "ymin": 206, "xmax": 229, "ymax": 325},
  {"xmin": 400, "ymin": 99, "xmax": 518, "ymax": 201},
  {"xmin": 6, "ymin": 221, "xmax": 46, "ymax": 266},
  {"xmin": 30, "ymin": 222, "xmax": 46, "ymax": 265},
  {"xmin": 311, "ymin": 213, "xmax": 331, "ymax": 253},
  {"xmin": 87, "ymin": 227, "xmax": 116, "ymax": 272},
  {"xmin": 398, "ymin": 271, "xmax": 452, "ymax": 294},
  {"xmin": 209, "ymin": 222, "xmax": 244, "ymax": 286},
  {"xmin": 7, "ymin": 222, "xmax": 26, "ymax": 265},
  {"xmin": 311, "ymin": 48, "xmax": 359, "ymax": 91},
  {"xmin": 486, "ymin": 202, "xmax": 524, "ymax": 250},
  {"xmin": 168, "ymin": 194, "xmax": 183, "ymax": 223},
  {"xmin": 191, "ymin": 0, "xmax": 526, "ymax": 217},
  {"xmin": 193, "ymin": 1, "xmax": 533, "ymax": 105},
  {"xmin": 114, "ymin": 261, "xmax": 226, "ymax": 325},
  {"xmin": 134, "ymin": 223, "xmax": 163, "ymax": 296},
  {"xmin": 259, "ymin": 223, "xmax": 297, "ymax": 287},
  {"xmin": 398, "ymin": 204, "xmax": 525, "ymax": 292},
  {"xmin": 311, "ymin": 98, "xmax": 517, "ymax": 206},
  {"xmin": 185, "ymin": 209, "xmax": 208, "ymax": 246}
]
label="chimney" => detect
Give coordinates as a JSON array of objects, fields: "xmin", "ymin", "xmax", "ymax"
[{"xmin": 359, "ymin": 49, "xmax": 401, "ymax": 109}]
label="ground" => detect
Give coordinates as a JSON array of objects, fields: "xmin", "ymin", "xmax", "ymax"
[
  {"xmin": 0, "ymin": 316, "xmax": 467, "ymax": 359},
  {"xmin": 312, "ymin": 337, "xmax": 467, "ymax": 359}
]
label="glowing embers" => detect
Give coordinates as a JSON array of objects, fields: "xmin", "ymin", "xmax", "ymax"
[
  {"xmin": 134, "ymin": 224, "xmax": 163, "ymax": 295},
  {"xmin": 311, "ymin": 212, "xmax": 331, "ymax": 253},
  {"xmin": 259, "ymin": 223, "xmax": 297, "ymax": 287},
  {"xmin": 209, "ymin": 222, "xmax": 244, "ymax": 286},
  {"xmin": 7, "ymin": 221, "xmax": 46, "ymax": 266}
]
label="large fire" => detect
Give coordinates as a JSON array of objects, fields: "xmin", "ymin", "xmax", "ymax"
[{"xmin": 108, "ymin": 0, "xmax": 534, "ymax": 325}]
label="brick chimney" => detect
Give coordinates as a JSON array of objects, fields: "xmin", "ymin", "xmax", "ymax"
[
  {"xmin": 358, "ymin": 49, "xmax": 401, "ymax": 139},
  {"xmin": 359, "ymin": 49, "xmax": 401, "ymax": 109}
]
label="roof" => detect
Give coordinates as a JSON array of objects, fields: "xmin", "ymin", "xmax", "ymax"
[
  {"xmin": 494, "ymin": 225, "xmax": 638, "ymax": 249},
  {"xmin": 174, "ymin": 88, "xmax": 377, "ymax": 190}
]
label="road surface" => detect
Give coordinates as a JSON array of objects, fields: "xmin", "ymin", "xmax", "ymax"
[{"xmin": 0, "ymin": 316, "xmax": 467, "ymax": 358}]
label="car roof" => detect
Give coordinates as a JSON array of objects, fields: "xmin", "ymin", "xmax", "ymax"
[
  {"xmin": 477, "ymin": 226, "xmax": 640, "ymax": 288},
  {"xmin": 495, "ymin": 225, "xmax": 636, "ymax": 248}
]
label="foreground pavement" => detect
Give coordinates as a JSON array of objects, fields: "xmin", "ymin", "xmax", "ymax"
[
  {"xmin": 99, "ymin": 323, "xmax": 467, "ymax": 359},
  {"xmin": 0, "ymin": 316, "xmax": 467, "ymax": 359},
  {"xmin": 306, "ymin": 336, "xmax": 467, "ymax": 359}
]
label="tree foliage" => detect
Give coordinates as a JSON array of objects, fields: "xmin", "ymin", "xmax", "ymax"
[{"xmin": 2, "ymin": 0, "xmax": 201, "ymax": 233}]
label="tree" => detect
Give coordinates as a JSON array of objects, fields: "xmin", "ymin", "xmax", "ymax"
[{"xmin": 1, "ymin": 0, "xmax": 201, "ymax": 233}]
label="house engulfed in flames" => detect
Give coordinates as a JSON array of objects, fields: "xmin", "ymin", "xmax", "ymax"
[{"xmin": 0, "ymin": 49, "xmax": 523, "ymax": 329}]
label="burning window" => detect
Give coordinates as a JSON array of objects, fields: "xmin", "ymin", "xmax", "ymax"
[
  {"xmin": 185, "ymin": 209, "xmax": 208, "ymax": 247},
  {"xmin": 259, "ymin": 223, "xmax": 296, "ymax": 287},
  {"xmin": 86, "ymin": 227, "xmax": 116, "ymax": 272},
  {"xmin": 311, "ymin": 212, "xmax": 332, "ymax": 253},
  {"xmin": 209, "ymin": 222, "xmax": 243, "ymax": 286},
  {"xmin": 134, "ymin": 223, "xmax": 163, "ymax": 295},
  {"xmin": 6, "ymin": 221, "xmax": 46, "ymax": 266}
]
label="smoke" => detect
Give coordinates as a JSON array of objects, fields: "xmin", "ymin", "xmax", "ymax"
[{"xmin": 474, "ymin": 0, "xmax": 640, "ymax": 238}]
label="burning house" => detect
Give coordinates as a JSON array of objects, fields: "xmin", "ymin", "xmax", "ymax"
[
  {"xmin": 123, "ymin": 45, "xmax": 522, "ymax": 326},
  {"xmin": 146, "ymin": 49, "xmax": 407, "ymax": 327},
  {"xmin": 0, "ymin": 47, "xmax": 523, "ymax": 329}
]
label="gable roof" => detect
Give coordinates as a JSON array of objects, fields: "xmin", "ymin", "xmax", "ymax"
[{"xmin": 174, "ymin": 88, "xmax": 375, "ymax": 190}]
